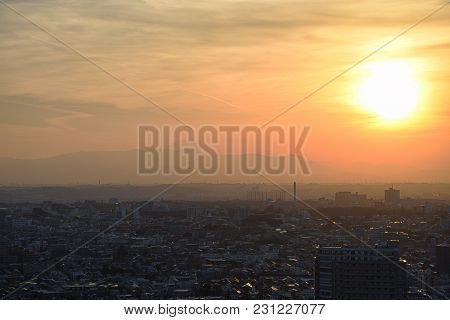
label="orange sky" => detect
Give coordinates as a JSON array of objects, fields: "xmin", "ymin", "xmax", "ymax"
[{"xmin": 0, "ymin": 0, "xmax": 449, "ymax": 181}]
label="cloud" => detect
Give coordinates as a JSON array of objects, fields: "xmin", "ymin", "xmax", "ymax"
[
  {"xmin": 0, "ymin": 0, "xmax": 449, "ymax": 164},
  {"xmin": 0, "ymin": 94, "xmax": 143, "ymax": 129}
]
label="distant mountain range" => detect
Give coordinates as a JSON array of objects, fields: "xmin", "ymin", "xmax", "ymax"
[{"xmin": 0, "ymin": 150, "xmax": 448, "ymax": 185}]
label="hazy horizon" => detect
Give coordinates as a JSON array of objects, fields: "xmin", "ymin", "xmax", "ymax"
[{"xmin": 1, "ymin": 149, "xmax": 450, "ymax": 185}]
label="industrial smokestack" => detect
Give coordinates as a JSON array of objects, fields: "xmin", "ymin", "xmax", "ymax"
[{"xmin": 293, "ymin": 182, "xmax": 297, "ymax": 201}]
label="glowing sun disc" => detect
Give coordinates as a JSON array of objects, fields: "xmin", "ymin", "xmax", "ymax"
[{"xmin": 357, "ymin": 61, "xmax": 420, "ymax": 121}]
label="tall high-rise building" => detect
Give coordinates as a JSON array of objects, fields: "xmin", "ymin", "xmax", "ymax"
[
  {"xmin": 385, "ymin": 186, "xmax": 400, "ymax": 205},
  {"xmin": 315, "ymin": 246, "xmax": 407, "ymax": 299},
  {"xmin": 436, "ymin": 244, "xmax": 450, "ymax": 275}
]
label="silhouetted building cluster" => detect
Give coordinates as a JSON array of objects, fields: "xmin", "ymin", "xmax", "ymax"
[
  {"xmin": 335, "ymin": 192, "xmax": 368, "ymax": 206},
  {"xmin": 385, "ymin": 187, "xmax": 401, "ymax": 205}
]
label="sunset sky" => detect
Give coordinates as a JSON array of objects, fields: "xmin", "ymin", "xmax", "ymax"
[{"xmin": 0, "ymin": 0, "xmax": 449, "ymax": 181}]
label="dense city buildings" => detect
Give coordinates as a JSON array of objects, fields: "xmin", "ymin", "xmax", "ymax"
[{"xmin": 0, "ymin": 184, "xmax": 449, "ymax": 300}]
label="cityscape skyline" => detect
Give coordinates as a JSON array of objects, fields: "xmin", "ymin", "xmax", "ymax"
[
  {"xmin": 0, "ymin": 0, "xmax": 449, "ymax": 307},
  {"xmin": 1, "ymin": 182, "xmax": 449, "ymax": 299}
]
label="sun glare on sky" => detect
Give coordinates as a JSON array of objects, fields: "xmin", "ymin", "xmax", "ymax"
[{"xmin": 357, "ymin": 60, "xmax": 420, "ymax": 122}]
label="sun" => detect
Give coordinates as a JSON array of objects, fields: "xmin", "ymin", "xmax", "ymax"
[{"xmin": 357, "ymin": 60, "xmax": 420, "ymax": 121}]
